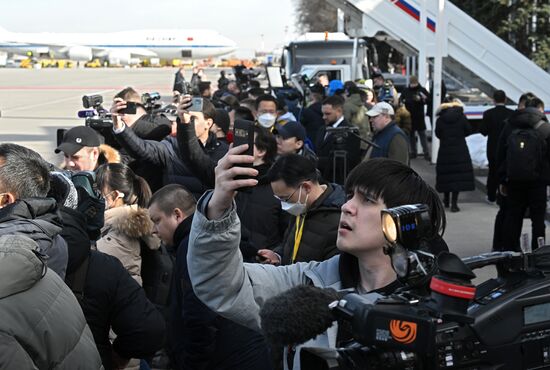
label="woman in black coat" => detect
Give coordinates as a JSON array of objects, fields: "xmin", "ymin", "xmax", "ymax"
[{"xmin": 435, "ymin": 100, "xmax": 475, "ymax": 212}]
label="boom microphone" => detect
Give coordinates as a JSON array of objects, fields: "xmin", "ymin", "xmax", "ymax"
[{"xmin": 259, "ymin": 285, "xmax": 340, "ymax": 346}]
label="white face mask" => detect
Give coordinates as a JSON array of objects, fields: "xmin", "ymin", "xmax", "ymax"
[
  {"xmin": 280, "ymin": 187, "xmax": 308, "ymax": 216},
  {"xmin": 257, "ymin": 113, "xmax": 277, "ymax": 128}
]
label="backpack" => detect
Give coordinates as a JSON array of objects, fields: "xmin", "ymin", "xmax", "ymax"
[
  {"xmin": 140, "ymin": 241, "xmax": 175, "ymax": 309},
  {"xmin": 506, "ymin": 122, "xmax": 547, "ymax": 182},
  {"xmin": 378, "ymin": 81, "xmax": 395, "ymax": 103}
]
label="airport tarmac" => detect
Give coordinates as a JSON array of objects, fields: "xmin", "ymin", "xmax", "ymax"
[
  {"xmin": 0, "ymin": 67, "xmax": 545, "ymax": 284},
  {"xmin": 0, "ymin": 67, "xmax": 228, "ymax": 164}
]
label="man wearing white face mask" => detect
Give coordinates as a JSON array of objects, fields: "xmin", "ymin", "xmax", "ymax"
[
  {"xmin": 257, "ymin": 154, "xmax": 345, "ymax": 265},
  {"xmin": 255, "ymin": 94, "xmax": 279, "ymax": 129}
]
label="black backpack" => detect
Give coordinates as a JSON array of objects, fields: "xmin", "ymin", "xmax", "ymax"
[
  {"xmin": 506, "ymin": 122, "xmax": 547, "ymax": 182},
  {"xmin": 140, "ymin": 241, "xmax": 175, "ymax": 310}
]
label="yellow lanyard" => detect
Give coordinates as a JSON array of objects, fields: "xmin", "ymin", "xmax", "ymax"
[{"xmin": 291, "ymin": 215, "xmax": 306, "ymax": 263}]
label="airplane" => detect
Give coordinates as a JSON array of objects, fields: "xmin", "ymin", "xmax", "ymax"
[{"xmin": 0, "ymin": 27, "xmax": 238, "ymax": 64}]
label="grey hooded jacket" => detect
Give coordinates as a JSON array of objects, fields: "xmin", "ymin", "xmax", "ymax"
[
  {"xmin": 188, "ymin": 192, "xmax": 350, "ymax": 370},
  {"xmin": 0, "ymin": 234, "xmax": 103, "ymax": 369}
]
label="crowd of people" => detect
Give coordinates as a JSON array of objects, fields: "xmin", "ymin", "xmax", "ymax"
[{"xmin": 0, "ymin": 64, "xmax": 549, "ymax": 370}]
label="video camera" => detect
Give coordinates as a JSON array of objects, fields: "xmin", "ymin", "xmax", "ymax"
[
  {"xmin": 141, "ymin": 92, "xmax": 161, "ymax": 112},
  {"xmin": 78, "ymin": 94, "xmax": 113, "ymax": 130},
  {"xmin": 298, "ymin": 204, "xmax": 550, "ymax": 369}
]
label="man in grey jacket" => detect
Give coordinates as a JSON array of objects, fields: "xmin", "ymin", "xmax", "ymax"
[
  {"xmin": 0, "ymin": 234, "xmax": 102, "ymax": 369},
  {"xmin": 188, "ymin": 146, "xmax": 447, "ymax": 370}
]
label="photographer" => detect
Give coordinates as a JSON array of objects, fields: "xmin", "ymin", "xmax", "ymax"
[
  {"xmin": 111, "ymin": 97, "xmax": 219, "ymax": 199},
  {"xmin": 187, "ymin": 151, "xmax": 447, "ymax": 370}
]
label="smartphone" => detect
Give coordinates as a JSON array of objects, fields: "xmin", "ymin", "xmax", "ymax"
[
  {"xmin": 119, "ymin": 101, "xmax": 137, "ymax": 115},
  {"xmin": 189, "ymin": 97, "xmax": 203, "ymax": 112},
  {"xmin": 232, "ymin": 119, "xmax": 255, "ymax": 185}
]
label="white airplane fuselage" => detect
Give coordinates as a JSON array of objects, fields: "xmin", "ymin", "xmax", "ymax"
[{"xmin": 0, "ymin": 28, "xmax": 237, "ymax": 62}]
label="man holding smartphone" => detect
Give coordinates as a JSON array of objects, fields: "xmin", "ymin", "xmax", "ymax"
[{"xmin": 111, "ymin": 94, "xmax": 226, "ymax": 198}]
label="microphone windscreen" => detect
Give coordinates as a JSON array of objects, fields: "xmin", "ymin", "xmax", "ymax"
[{"xmin": 260, "ymin": 285, "xmax": 340, "ymax": 346}]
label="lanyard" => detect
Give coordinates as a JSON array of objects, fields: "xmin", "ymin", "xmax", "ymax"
[{"xmin": 291, "ymin": 215, "xmax": 306, "ymax": 263}]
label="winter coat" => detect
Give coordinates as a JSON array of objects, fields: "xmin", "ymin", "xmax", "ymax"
[
  {"xmin": 60, "ymin": 207, "xmax": 166, "ymax": 370},
  {"xmin": 400, "ymin": 84, "xmax": 429, "ymax": 131},
  {"xmin": 300, "ymin": 101, "xmax": 325, "ymax": 146},
  {"xmin": 0, "ymin": 197, "xmax": 68, "ymax": 279},
  {"xmin": 0, "ymin": 234, "xmax": 102, "ymax": 369},
  {"xmin": 344, "ymin": 94, "xmax": 371, "ymax": 150},
  {"xmin": 235, "ymin": 163, "xmax": 288, "ymax": 261},
  {"xmin": 97, "ymin": 205, "xmax": 160, "ymax": 285},
  {"xmin": 187, "ymin": 192, "xmax": 417, "ymax": 370},
  {"xmin": 168, "ymin": 216, "xmax": 272, "ymax": 370},
  {"xmin": 496, "ymin": 107, "xmax": 550, "ymax": 185},
  {"xmin": 435, "ymin": 103, "xmax": 475, "ymax": 193},
  {"xmin": 176, "ymin": 118, "xmax": 229, "ymax": 190},
  {"xmin": 370, "ymin": 121, "xmax": 409, "ymax": 165},
  {"xmin": 274, "ymin": 183, "xmax": 345, "ymax": 265},
  {"xmin": 479, "ymin": 105, "xmax": 514, "ymax": 162}
]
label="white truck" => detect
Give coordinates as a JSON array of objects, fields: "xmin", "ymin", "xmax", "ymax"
[{"xmin": 281, "ymin": 32, "xmax": 368, "ymax": 86}]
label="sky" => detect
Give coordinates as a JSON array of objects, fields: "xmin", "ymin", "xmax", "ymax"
[{"xmin": 0, "ymin": 0, "xmax": 299, "ymax": 58}]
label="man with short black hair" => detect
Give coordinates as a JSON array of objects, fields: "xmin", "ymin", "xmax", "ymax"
[
  {"xmin": 148, "ymin": 184, "xmax": 273, "ymax": 370},
  {"xmin": 257, "ymin": 154, "xmax": 345, "ymax": 266},
  {"xmin": 316, "ymin": 95, "xmax": 361, "ymax": 184},
  {"xmin": 255, "ymin": 94, "xmax": 279, "ymax": 129},
  {"xmin": 496, "ymin": 95, "xmax": 550, "ymax": 251},
  {"xmin": 479, "ymin": 90, "xmax": 514, "ymax": 203},
  {"xmin": 367, "ymin": 102, "xmax": 409, "ymax": 165}
]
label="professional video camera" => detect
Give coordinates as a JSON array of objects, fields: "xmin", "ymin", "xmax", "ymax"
[
  {"xmin": 78, "ymin": 94, "xmax": 113, "ymax": 130},
  {"xmin": 141, "ymin": 92, "xmax": 161, "ymax": 112},
  {"xmin": 262, "ymin": 204, "xmax": 550, "ymax": 370}
]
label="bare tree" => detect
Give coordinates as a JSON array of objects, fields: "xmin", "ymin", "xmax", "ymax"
[{"xmin": 294, "ymin": 0, "xmax": 338, "ymax": 34}]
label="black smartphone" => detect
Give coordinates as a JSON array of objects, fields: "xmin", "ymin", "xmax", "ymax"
[
  {"xmin": 189, "ymin": 97, "xmax": 203, "ymax": 112},
  {"xmin": 119, "ymin": 101, "xmax": 137, "ymax": 115},
  {"xmin": 232, "ymin": 119, "xmax": 255, "ymax": 186}
]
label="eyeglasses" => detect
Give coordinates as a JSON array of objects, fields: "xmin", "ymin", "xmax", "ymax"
[{"xmin": 273, "ymin": 184, "xmax": 303, "ymax": 202}]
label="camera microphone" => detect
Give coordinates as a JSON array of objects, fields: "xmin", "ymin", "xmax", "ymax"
[{"xmin": 259, "ymin": 285, "xmax": 341, "ymax": 346}]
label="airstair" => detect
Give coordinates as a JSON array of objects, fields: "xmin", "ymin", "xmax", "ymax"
[{"xmin": 328, "ymin": 0, "xmax": 550, "ymax": 105}]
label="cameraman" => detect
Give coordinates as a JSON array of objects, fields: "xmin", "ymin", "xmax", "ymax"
[{"xmin": 187, "ymin": 150, "xmax": 447, "ymax": 370}]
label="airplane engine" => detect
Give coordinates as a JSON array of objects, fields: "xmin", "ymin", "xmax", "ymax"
[
  {"xmin": 67, "ymin": 46, "xmax": 93, "ymax": 61},
  {"xmin": 107, "ymin": 51, "xmax": 131, "ymax": 66}
]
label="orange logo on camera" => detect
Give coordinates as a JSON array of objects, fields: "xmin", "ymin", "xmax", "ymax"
[{"xmin": 389, "ymin": 320, "xmax": 417, "ymax": 344}]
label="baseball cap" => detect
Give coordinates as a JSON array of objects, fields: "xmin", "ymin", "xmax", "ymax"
[
  {"xmin": 366, "ymin": 102, "xmax": 395, "ymax": 117},
  {"xmin": 55, "ymin": 126, "xmax": 101, "ymax": 156},
  {"xmin": 273, "ymin": 121, "xmax": 306, "ymax": 141}
]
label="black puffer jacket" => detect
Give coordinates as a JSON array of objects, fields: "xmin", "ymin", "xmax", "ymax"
[
  {"xmin": 235, "ymin": 163, "xmax": 288, "ymax": 261},
  {"xmin": 60, "ymin": 207, "xmax": 165, "ymax": 370},
  {"xmin": 496, "ymin": 107, "xmax": 550, "ymax": 185},
  {"xmin": 435, "ymin": 103, "xmax": 475, "ymax": 193},
  {"xmin": 0, "ymin": 197, "xmax": 68, "ymax": 278},
  {"xmin": 276, "ymin": 183, "xmax": 345, "ymax": 265}
]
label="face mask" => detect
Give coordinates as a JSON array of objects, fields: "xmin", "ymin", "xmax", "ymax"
[
  {"xmin": 280, "ymin": 187, "xmax": 308, "ymax": 216},
  {"xmin": 257, "ymin": 113, "xmax": 277, "ymax": 128}
]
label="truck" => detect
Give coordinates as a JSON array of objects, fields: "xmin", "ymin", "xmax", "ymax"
[{"xmin": 281, "ymin": 32, "xmax": 368, "ymax": 84}]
